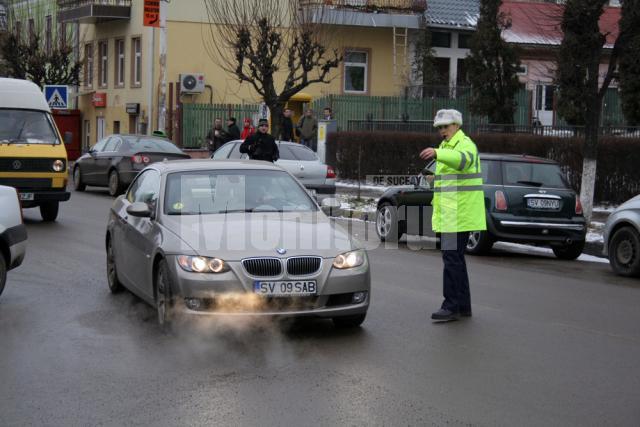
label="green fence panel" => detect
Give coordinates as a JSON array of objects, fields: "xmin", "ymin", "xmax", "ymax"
[{"xmin": 182, "ymin": 103, "xmax": 261, "ymax": 148}]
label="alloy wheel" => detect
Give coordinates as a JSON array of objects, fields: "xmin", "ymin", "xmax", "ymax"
[
  {"xmin": 376, "ymin": 206, "xmax": 392, "ymax": 237},
  {"xmin": 109, "ymin": 172, "xmax": 118, "ymax": 195},
  {"xmin": 616, "ymin": 238, "xmax": 635, "ymax": 266},
  {"xmin": 467, "ymin": 232, "xmax": 480, "ymax": 250}
]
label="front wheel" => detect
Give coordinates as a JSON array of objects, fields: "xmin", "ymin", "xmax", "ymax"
[
  {"xmin": 40, "ymin": 201, "xmax": 59, "ymax": 222},
  {"xmin": 608, "ymin": 227, "xmax": 640, "ymax": 276},
  {"xmin": 73, "ymin": 166, "xmax": 86, "ymax": 191},
  {"xmin": 155, "ymin": 260, "xmax": 175, "ymax": 331},
  {"xmin": 106, "ymin": 238, "xmax": 124, "ymax": 293},
  {"xmin": 332, "ymin": 313, "xmax": 366, "ymax": 329},
  {"xmin": 0, "ymin": 255, "xmax": 6, "ymax": 297},
  {"xmin": 376, "ymin": 203, "xmax": 402, "ymax": 242},
  {"xmin": 552, "ymin": 240, "xmax": 585, "ymax": 260},
  {"xmin": 466, "ymin": 231, "xmax": 494, "ymax": 255}
]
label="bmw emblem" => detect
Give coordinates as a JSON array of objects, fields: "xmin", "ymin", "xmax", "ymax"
[
  {"xmin": 12, "ymin": 160, "xmax": 22, "ymax": 170},
  {"xmin": 276, "ymin": 247, "xmax": 287, "ymax": 255}
]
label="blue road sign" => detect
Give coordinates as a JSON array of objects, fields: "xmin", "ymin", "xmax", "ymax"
[{"xmin": 44, "ymin": 85, "xmax": 69, "ymax": 109}]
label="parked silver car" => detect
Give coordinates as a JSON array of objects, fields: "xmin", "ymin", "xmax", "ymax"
[
  {"xmin": 0, "ymin": 185, "xmax": 27, "ymax": 296},
  {"xmin": 106, "ymin": 160, "xmax": 370, "ymax": 329},
  {"xmin": 211, "ymin": 140, "xmax": 336, "ymax": 199},
  {"xmin": 603, "ymin": 195, "xmax": 640, "ymax": 277}
]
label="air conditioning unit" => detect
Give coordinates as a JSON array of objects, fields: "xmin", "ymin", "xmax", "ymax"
[{"xmin": 179, "ymin": 73, "xmax": 205, "ymax": 94}]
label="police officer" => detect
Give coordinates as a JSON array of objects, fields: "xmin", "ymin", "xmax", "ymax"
[
  {"xmin": 419, "ymin": 109, "xmax": 486, "ymax": 322},
  {"xmin": 239, "ymin": 118, "xmax": 279, "ymax": 162}
]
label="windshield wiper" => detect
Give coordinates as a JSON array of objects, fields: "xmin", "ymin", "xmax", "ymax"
[{"xmin": 516, "ymin": 180, "xmax": 543, "ymax": 187}]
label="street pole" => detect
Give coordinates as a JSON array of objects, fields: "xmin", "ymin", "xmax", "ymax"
[{"xmin": 157, "ymin": 0, "xmax": 167, "ymax": 134}]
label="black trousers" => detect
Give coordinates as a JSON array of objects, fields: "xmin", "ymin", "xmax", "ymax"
[{"xmin": 440, "ymin": 232, "xmax": 471, "ymax": 312}]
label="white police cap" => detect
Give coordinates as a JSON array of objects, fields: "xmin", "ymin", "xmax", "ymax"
[{"xmin": 433, "ymin": 109, "xmax": 463, "ymax": 127}]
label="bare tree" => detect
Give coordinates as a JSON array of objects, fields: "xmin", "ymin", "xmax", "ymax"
[
  {"xmin": 0, "ymin": 4, "xmax": 81, "ymax": 88},
  {"xmin": 556, "ymin": 0, "xmax": 633, "ymax": 221},
  {"xmin": 203, "ymin": 0, "xmax": 342, "ymax": 133}
]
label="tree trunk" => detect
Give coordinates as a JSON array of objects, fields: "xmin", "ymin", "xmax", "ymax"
[
  {"xmin": 268, "ymin": 102, "xmax": 285, "ymax": 140},
  {"xmin": 580, "ymin": 94, "xmax": 601, "ymax": 223}
]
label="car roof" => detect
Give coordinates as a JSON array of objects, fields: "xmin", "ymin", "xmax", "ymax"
[
  {"xmin": 150, "ymin": 159, "xmax": 283, "ymax": 174},
  {"xmin": 479, "ymin": 153, "xmax": 558, "ymax": 164},
  {"xmin": 226, "ymin": 139, "xmax": 313, "ymax": 148}
]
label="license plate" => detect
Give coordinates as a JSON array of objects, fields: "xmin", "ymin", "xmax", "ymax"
[
  {"xmin": 527, "ymin": 198, "xmax": 560, "ymax": 209},
  {"xmin": 254, "ymin": 280, "xmax": 317, "ymax": 296},
  {"xmin": 19, "ymin": 193, "xmax": 34, "ymax": 201}
]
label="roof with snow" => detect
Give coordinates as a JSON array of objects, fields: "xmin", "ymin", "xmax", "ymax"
[
  {"xmin": 425, "ymin": 0, "xmax": 480, "ymax": 30},
  {"xmin": 501, "ymin": 1, "xmax": 620, "ymax": 47}
]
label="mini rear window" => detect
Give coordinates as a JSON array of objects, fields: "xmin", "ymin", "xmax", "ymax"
[
  {"xmin": 289, "ymin": 145, "xmax": 318, "ymax": 161},
  {"xmin": 502, "ymin": 161, "xmax": 570, "ymax": 189}
]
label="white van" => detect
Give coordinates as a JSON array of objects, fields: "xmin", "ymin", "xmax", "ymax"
[{"xmin": 0, "ymin": 78, "xmax": 70, "ymax": 221}]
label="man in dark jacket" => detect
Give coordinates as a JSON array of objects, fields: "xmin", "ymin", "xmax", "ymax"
[
  {"xmin": 226, "ymin": 117, "xmax": 241, "ymax": 142},
  {"xmin": 239, "ymin": 119, "xmax": 279, "ymax": 162},
  {"xmin": 279, "ymin": 108, "xmax": 294, "ymax": 141},
  {"xmin": 205, "ymin": 118, "xmax": 227, "ymax": 153}
]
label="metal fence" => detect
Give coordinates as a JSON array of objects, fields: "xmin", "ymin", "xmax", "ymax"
[
  {"xmin": 345, "ymin": 120, "xmax": 640, "ymax": 137},
  {"xmin": 181, "ymin": 103, "xmax": 261, "ymax": 149},
  {"xmin": 311, "ymin": 88, "xmax": 531, "ymax": 132}
]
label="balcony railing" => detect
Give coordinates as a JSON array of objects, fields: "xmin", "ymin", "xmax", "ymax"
[
  {"xmin": 57, "ymin": 0, "xmax": 131, "ymax": 23},
  {"xmin": 300, "ymin": 0, "xmax": 426, "ymax": 13}
]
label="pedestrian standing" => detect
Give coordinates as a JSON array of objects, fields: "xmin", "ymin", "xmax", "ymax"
[
  {"xmin": 296, "ymin": 109, "xmax": 318, "ymax": 151},
  {"xmin": 205, "ymin": 117, "xmax": 227, "ymax": 154},
  {"xmin": 419, "ymin": 109, "xmax": 486, "ymax": 322},
  {"xmin": 279, "ymin": 108, "xmax": 294, "ymax": 141},
  {"xmin": 240, "ymin": 118, "xmax": 255, "ymax": 139},
  {"xmin": 225, "ymin": 117, "xmax": 241, "ymax": 142},
  {"xmin": 239, "ymin": 118, "xmax": 279, "ymax": 162}
]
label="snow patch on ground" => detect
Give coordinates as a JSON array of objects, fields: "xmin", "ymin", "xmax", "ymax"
[
  {"xmin": 495, "ymin": 242, "xmax": 608, "ymax": 264},
  {"xmin": 336, "ymin": 180, "xmax": 388, "ymax": 193}
]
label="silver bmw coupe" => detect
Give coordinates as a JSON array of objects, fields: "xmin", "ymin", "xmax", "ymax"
[{"xmin": 106, "ymin": 159, "xmax": 370, "ymax": 329}]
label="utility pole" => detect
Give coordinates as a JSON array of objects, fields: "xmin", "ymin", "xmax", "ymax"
[{"xmin": 157, "ymin": 0, "xmax": 167, "ymax": 133}]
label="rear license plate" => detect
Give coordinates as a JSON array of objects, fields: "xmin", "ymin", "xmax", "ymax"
[
  {"xmin": 527, "ymin": 198, "xmax": 560, "ymax": 209},
  {"xmin": 254, "ymin": 280, "xmax": 317, "ymax": 296},
  {"xmin": 19, "ymin": 192, "xmax": 34, "ymax": 201}
]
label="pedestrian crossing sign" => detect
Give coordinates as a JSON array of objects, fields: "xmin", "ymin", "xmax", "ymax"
[{"xmin": 44, "ymin": 85, "xmax": 69, "ymax": 109}]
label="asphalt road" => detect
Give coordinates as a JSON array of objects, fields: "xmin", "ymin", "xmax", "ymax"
[{"xmin": 1, "ymin": 188, "xmax": 639, "ymax": 426}]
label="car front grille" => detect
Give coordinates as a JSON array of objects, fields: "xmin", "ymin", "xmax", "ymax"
[
  {"xmin": 0, "ymin": 158, "xmax": 65, "ymax": 172},
  {"xmin": 286, "ymin": 257, "xmax": 322, "ymax": 276},
  {"xmin": 242, "ymin": 257, "xmax": 282, "ymax": 277}
]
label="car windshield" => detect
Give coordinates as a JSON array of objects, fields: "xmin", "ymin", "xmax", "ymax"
[
  {"xmin": 502, "ymin": 161, "xmax": 570, "ymax": 189},
  {"xmin": 0, "ymin": 109, "xmax": 59, "ymax": 144},
  {"xmin": 124, "ymin": 136, "xmax": 184, "ymax": 154},
  {"xmin": 164, "ymin": 169, "xmax": 317, "ymax": 215}
]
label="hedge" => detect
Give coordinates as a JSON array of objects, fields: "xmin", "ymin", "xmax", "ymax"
[{"xmin": 326, "ymin": 131, "xmax": 640, "ymax": 204}]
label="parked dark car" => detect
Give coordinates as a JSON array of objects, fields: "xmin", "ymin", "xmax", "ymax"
[
  {"xmin": 375, "ymin": 154, "xmax": 587, "ymax": 260},
  {"xmin": 602, "ymin": 194, "xmax": 640, "ymax": 277},
  {"xmin": 212, "ymin": 140, "xmax": 336, "ymax": 199},
  {"xmin": 73, "ymin": 134, "xmax": 190, "ymax": 196}
]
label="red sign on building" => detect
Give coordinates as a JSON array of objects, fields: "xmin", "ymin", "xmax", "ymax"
[
  {"xmin": 144, "ymin": 0, "xmax": 160, "ymax": 28},
  {"xmin": 93, "ymin": 92, "xmax": 107, "ymax": 107}
]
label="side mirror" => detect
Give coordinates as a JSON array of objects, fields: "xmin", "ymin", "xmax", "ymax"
[
  {"xmin": 321, "ymin": 197, "xmax": 341, "ymax": 209},
  {"xmin": 63, "ymin": 131, "xmax": 73, "ymax": 145},
  {"xmin": 126, "ymin": 202, "xmax": 152, "ymax": 218}
]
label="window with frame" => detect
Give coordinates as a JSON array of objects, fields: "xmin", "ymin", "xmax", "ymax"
[
  {"xmin": 131, "ymin": 37, "xmax": 142, "ymax": 87},
  {"xmin": 45, "ymin": 15, "xmax": 52, "ymax": 55},
  {"xmin": 115, "ymin": 39, "xmax": 125, "ymax": 87},
  {"xmin": 84, "ymin": 43, "xmax": 94, "ymax": 88},
  {"xmin": 431, "ymin": 32, "xmax": 451, "ymax": 48},
  {"xmin": 127, "ymin": 169, "xmax": 161, "ymax": 205},
  {"xmin": 28, "ymin": 18, "xmax": 34, "ymax": 41},
  {"xmin": 98, "ymin": 41, "xmax": 108, "ymax": 88},
  {"xmin": 58, "ymin": 22, "xmax": 67, "ymax": 49},
  {"xmin": 15, "ymin": 21, "xmax": 21, "ymax": 43},
  {"xmin": 458, "ymin": 33, "xmax": 472, "ymax": 49},
  {"xmin": 344, "ymin": 50, "xmax": 368, "ymax": 94}
]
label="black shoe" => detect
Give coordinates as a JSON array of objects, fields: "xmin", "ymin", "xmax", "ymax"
[
  {"xmin": 459, "ymin": 308, "xmax": 472, "ymax": 317},
  {"xmin": 431, "ymin": 309, "xmax": 459, "ymax": 321}
]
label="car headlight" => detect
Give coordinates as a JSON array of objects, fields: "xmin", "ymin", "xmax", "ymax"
[
  {"xmin": 177, "ymin": 255, "xmax": 228, "ymax": 273},
  {"xmin": 52, "ymin": 159, "xmax": 65, "ymax": 172},
  {"xmin": 333, "ymin": 249, "xmax": 366, "ymax": 269}
]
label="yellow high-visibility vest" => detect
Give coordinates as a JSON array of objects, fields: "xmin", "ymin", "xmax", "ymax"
[{"xmin": 432, "ymin": 129, "xmax": 487, "ymax": 233}]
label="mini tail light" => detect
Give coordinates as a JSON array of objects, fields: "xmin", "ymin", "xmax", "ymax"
[
  {"xmin": 326, "ymin": 165, "xmax": 336, "ymax": 179},
  {"xmin": 495, "ymin": 190, "xmax": 508, "ymax": 211},
  {"xmin": 575, "ymin": 197, "xmax": 583, "ymax": 215},
  {"xmin": 131, "ymin": 155, "xmax": 151, "ymax": 164}
]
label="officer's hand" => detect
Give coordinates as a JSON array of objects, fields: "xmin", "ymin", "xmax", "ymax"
[{"xmin": 420, "ymin": 147, "xmax": 436, "ymax": 160}]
